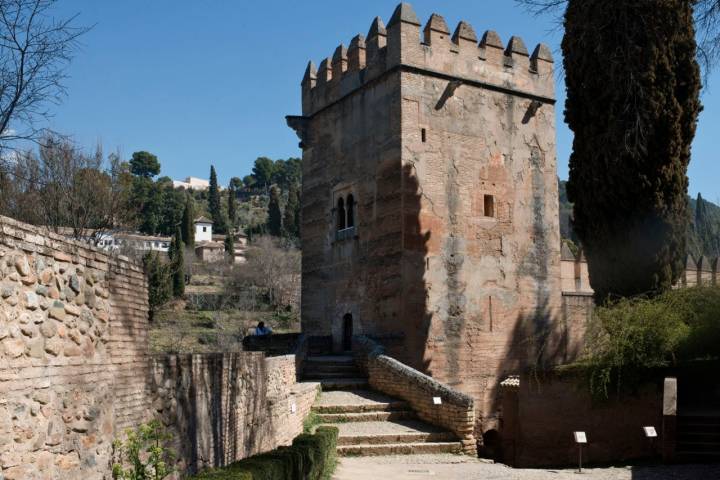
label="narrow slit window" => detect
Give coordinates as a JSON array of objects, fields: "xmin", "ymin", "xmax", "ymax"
[
  {"xmin": 421, "ymin": 128, "xmax": 427, "ymax": 142},
  {"xmin": 337, "ymin": 197, "xmax": 346, "ymax": 230},
  {"xmin": 484, "ymin": 195, "xmax": 495, "ymax": 218},
  {"xmin": 346, "ymin": 194, "xmax": 355, "ymax": 228}
]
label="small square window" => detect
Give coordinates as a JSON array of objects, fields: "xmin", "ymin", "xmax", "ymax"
[
  {"xmin": 484, "ymin": 195, "xmax": 495, "ymax": 218},
  {"xmin": 203, "ymin": 226, "xmax": 207, "ymax": 232}
]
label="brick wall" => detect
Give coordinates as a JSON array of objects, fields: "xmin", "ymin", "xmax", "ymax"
[
  {"xmin": 353, "ymin": 335, "xmax": 476, "ymax": 455},
  {"xmin": 500, "ymin": 372, "xmax": 663, "ymax": 467},
  {"xmin": 0, "ymin": 216, "xmax": 319, "ymax": 479}
]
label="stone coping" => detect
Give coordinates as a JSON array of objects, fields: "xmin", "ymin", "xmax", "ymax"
[{"xmin": 353, "ymin": 335, "xmax": 473, "ymax": 408}]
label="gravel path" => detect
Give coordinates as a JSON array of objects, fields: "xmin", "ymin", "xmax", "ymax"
[{"xmin": 331, "ymin": 454, "xmax": 720, "ymax": 480}]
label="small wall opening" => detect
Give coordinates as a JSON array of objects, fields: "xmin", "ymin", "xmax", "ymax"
[
  {"xmin": 421, "ymin": 128, "xmax": 426, "ymax": 142},
  {"xmin": 337, "ymin": 197, "xmax": 346, "ymax": 230},
  {"xmin": 346, "ymin": 194, "xmax": 355, "ymax": 228},
  {"xmin": 342, "ymin": 313, "xmax": 353, "ymax": 352},
  {"xmin": 481, "ymin": 429, "xmax": 502, "ymax": 461},
  {"xmin": 484, "ymin": 194, "xmax": 495, "ymax": 218}
]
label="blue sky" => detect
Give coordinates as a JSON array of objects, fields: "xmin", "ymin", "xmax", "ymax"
[{"xmin": 49, "ymin": 1, "xmax": 719, "ymax": 201}]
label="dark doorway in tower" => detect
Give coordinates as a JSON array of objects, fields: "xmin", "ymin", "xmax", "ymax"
[{"xmin": 342, "ymin": 313, "xmax": 353, "ymax": 352}]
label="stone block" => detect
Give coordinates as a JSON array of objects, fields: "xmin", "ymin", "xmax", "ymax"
[{"xmin": 3, "ymin": 337, "xmax": 25, "ymax": 357}]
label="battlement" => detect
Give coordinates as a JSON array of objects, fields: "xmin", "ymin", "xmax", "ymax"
[{"xmin": 301, "ymin": 2, "xmax": 555, "ymax": 116}]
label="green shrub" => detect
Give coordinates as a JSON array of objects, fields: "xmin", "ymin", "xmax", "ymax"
[
  {"xmin": 191, "ymin": 426, "xmax": 338, "ymax": 480},
  {"xmin": 112, "ymin": 419, "xmax": 175, "ymax": 480},
  {"xmin": 576, "ymin": 286, "xmax": 720, "ymax": 398}
]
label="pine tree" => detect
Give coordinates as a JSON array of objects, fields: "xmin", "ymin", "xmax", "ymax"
[
  {"xmin": 227, "ymin": 182, "xmax": 237, "ymax": 230},
  {"xmin": 170, "ymin": 227, "xmax": 185, "ymax": 297},
  {"xmin": 267, "ymin": 185, "xmax": 282, "ymax": 236},
  {"xmin": 208, "ymin": 165, "xmax": 226, "ymax": 234},
  {"xmin": 181, "ymin": 194, "xmax": 194, "ymax": 248},
  {"xmin": 563, "ymin": 0, "xmax": 701, "ymax": 302},
  {"xmin": 283, "ymin": 183, "xmax": 300, "ymax": 239}
]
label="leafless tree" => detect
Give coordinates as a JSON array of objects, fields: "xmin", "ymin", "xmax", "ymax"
[
  {"xmin": 1, "ymin": 135, "xmax": 134, "ymax": 240},
  {"xmin": 232, "ymin": 235, "xmax": 300, "ymax": 311},
  {"xmin": 0, "ymin": 0, "xmax": 88, "ymax": 151}
]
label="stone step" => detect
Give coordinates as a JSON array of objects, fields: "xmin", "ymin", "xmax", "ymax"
[
  {"xmin": 304, "ymin": 364, "xmax": 360, "ymax": 374},
  {"xmin": 305, "ymin": 355, "xmax": 356, "ymax": 366},
  {"xmin": 327, "ymin": 420, "xmax": 458, "ymax": 446},
  {"xmin": 304, "ymin": 370, "xmax": 363, "ymax": 380},
  {"xmin": 319, "ymin": 378, "xmax": 369, "ymax": 391},
  {"xmin": 337, "ymin": 441, "xmax": 462, "ymax": 456},
  {"xmin": 316, "ymin": 410, "xmax": 417, "ymax": 423},
  {"xmin": 313, "ymin": 390, "xmax": 409, "ymax": 414}
]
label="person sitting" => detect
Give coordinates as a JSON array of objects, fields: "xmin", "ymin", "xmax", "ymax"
[{"xmin": 254, "ymin": 321, "xmax": 272, "ymax": 336}]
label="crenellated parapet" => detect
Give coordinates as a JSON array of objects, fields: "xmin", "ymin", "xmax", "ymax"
[{"xmin": 300, "ymin": 2, "xmax": 555, "ymax": 116}]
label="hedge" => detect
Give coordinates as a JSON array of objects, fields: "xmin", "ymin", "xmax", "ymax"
[{"xmin": 191, "ymin": 426, "xmax": 338, "ymax": 480}]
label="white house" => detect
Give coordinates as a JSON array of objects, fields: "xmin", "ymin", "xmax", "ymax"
[{"xmin": 194, "ymin": 216, "xmax": 213, "ymax": 242}]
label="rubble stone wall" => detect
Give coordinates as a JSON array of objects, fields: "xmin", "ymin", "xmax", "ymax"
[{"xmin": 0, "ymin": 216, "xmax": 318, "ymax": 479}]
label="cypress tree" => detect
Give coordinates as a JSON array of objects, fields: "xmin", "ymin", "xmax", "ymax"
[
  {"xmin": 208, "ymin": 165, "xmax": 226, "ymax": 233},
  {"xmin": 181, "ymin": 194, "xmax": 194, "ymax": 247},
  {"xmin": 170, "ymin": 226, "xmax": 185, "ymax": 297},
  {"xmin": 283, "ymin": 183, "xmax": 300, "ymax": 239},
  {"xmin": 224, "ymin": 234, "xmax": 235, "ymax": 264},
  {"xmin": 227, "ymin": 182, "xmax": 237, "ymax": 230},
  {"xmin": 563, "ymin": 0, "xmax": 701, "ymax": 302},
  {"xmin": 267, "ymin": 185, "xmax": 282, "ymax": 236}
]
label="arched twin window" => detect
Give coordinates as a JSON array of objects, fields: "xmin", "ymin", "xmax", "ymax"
[{"xmin": 336, "ymin": 194, "xmax": 355, "ymax": 231}]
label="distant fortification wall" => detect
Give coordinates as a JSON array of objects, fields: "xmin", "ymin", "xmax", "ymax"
[{"xmin": 0, "ymin": 216, "xmax": 317, "ymax": 479}]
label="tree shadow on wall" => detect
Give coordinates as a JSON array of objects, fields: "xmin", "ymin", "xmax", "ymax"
[
  {"xmin": 149, "ymin": 353, "xmax": 276, "ymax": 475},
  {"xmin": 392, "ymin": 162, "xmax": 433, "ymax": 373}
]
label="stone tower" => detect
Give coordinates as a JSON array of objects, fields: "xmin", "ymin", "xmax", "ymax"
[{"xmin": 287, "ymin": 3, "xmax": 562, "ymax": 428}]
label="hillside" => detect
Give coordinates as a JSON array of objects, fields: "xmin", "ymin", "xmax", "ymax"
[{"xmin": 558, "ymin": 179, "xmax": 720, "ymax": 259}]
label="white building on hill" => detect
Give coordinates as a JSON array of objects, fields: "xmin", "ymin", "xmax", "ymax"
[
  {"xmin": 173, "ymin": 176, "xmax": 210, "ymax": 190},
  {"xmin": 194, "ymin": 216, "xmax": 213, "ymax": 242}
]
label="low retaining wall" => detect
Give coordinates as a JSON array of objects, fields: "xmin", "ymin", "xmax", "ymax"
[
  {"xmin": 150, "ymin": 353, "xmax": 319, "ymax": 474},
  {"xmin": 500, "ymin": 372, "xmax": 664, "ymax": 467},
  {"xmin": 353, "ymin": 336, "xmax": 477, "ymax": 455}
]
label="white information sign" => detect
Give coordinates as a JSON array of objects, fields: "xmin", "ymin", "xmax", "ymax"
[
  {"xmin": 573, "ymin": 431, "xmax": 587, "ymax": 444},
  {"xmin": 643, "ymin": 426, "xmax": 657, "ymax": 438},
  {"xmin": 290, "ymin": 403, "xmax": 297, "ymax": 414},
  {"xmin": 432, "ymin": 396, "xmax": 442, "ymax": 405}
]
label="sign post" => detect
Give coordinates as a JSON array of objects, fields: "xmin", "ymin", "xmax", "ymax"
[
  {"xmin": 573, "ymin": 431, "xmax": 587, "ymax": 473},
  {"xmin": 643, "ymin": 426, "xmax": 657, "ymax": 457}
]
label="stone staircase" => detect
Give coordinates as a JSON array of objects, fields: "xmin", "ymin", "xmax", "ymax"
[
  {"xmin": 303, "ymin": 355, "xmax": 462, "ymax": 456},
  {"xmin": 676, "ymin": 413, "xmax": 720, "ymax": 462}
]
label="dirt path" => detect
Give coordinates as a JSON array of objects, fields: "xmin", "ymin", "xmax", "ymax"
[{"xmin": 331, "ymin": 454, "xmax": 720, "ymax": 480}]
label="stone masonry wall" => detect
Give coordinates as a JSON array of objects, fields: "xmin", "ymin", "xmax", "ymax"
[
  {"xmin": 0, "ymin": 216, "xmax": 127, "ymax": 480},
  {"xmin": 0, "ymin": 216, "xmax": 319, "ymax": 479},
  {"xmin": 149, "ymin": 353, "xmax": 319, "ymax": 475}
]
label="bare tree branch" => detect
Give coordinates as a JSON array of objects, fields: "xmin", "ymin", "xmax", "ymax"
[{"xmin": 0, "ymin": 0, "xmax": 89, "ymax": 152}]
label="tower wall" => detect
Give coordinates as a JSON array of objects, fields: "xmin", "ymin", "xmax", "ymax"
[{"xmin": 293, "ymin": 3, "xmax": 562, "ymax": 431}]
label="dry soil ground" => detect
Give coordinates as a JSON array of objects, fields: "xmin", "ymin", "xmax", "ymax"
[{"xmin": 331, "ymin": 454, "xmax": 720, "ymax": 480}]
